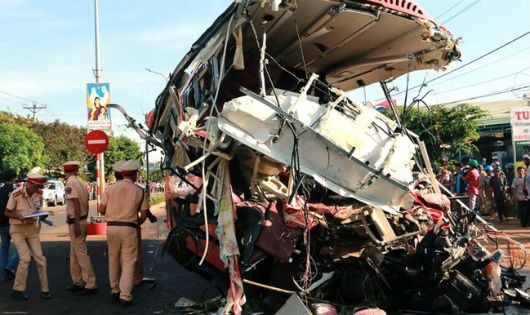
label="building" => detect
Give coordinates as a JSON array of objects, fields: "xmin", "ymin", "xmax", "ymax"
[{"xmin": 472, "ymin": 99, "xmax": 529, "ymax": 166}]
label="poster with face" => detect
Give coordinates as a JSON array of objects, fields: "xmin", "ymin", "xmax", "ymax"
[{"xmin": 86, "ymin": 83, "xmax": 111, "ymax": 134}]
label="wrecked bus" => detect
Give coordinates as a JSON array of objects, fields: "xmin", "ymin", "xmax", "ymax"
[{"xmin": 112, "ymin": 0, "xmax": 530, "ymax": 314}]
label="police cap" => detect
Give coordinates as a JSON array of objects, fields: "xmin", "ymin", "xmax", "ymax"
[
  {"xmin": 26, "ymin": 172, "xmax": 48, "ymax": 187},
  {"xmin": 113, "ymin": 160, "xmax": 126, "ymax": 174},
  {"xmin": 63, "ymin": 161, "xmax": 81, "ymax": 172},
  {"xmin": 121, "ymin": 160, "xmax": 141, "ymax": 176}
]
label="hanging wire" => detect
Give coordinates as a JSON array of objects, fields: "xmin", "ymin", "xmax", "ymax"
[
  {"xmin": 197, "ymin": 13, "xmax": 235, "ymax": 266},
  {"xmin": 247, "ymin": 16, "xmax": 283, "ymax": 107},
  {"xmin": 292, "ymin": 15, "xmax": 309, "ymax": 80},
  {"xmin": 245, "ymin": 5, "xmax": 318, "ymax": 291},
  {"xmin": 402, "ymin": 72, "xmax": 411, "ymax": 122}
]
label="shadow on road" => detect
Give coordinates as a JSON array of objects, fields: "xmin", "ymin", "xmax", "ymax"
[{"xmin": 0, "ymin": 239, "xmax": 218, "ymax": 314}]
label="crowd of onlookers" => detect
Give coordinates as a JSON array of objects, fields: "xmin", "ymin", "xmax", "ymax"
[
  {"xmin": 86, "ymin": 181, "xmax": 165, "ymax": 200},
  {"xmin": 437, "ymin": 156, "xmax": 530, "ymax": 227},
  {"xmin": 148, "ymin": 182, "xmax": 165, "ymax": 194}
]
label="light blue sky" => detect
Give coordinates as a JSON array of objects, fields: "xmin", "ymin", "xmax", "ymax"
[{"xmin": 0, "ymin": 0, "xmax": 529, "ymax": 138}]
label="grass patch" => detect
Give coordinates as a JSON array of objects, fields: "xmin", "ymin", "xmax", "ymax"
[{"xmin": 150, "ymin": 194, "xmax": 165, "ymax": 205}]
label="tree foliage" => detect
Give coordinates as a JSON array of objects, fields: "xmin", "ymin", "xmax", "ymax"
[
  {"xmin": 147, "ymin": 168, "xmax": 165, "ymax": 183},
  {"xmin": 0, "ymin": 112, "xmax": 145, "ymax": 182},
  {"xmin": 87, "ymin": 135, "xmax": 142, "ymax": 181},
  {"xmin": 0, "ymin": 112, "xmax": 88, "ymax": 175},
  {"xmin": 0, "ymin": 123, "xmax": 47, "ymax": 176},
  {"xmin": 29, "ymin": 120, "xmax": 88, "ymax": 171},
  {"xmin": 400, "ymin": 103, "xmax": 488, "ymax": 167}
]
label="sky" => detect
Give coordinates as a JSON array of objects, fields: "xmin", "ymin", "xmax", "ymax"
[{"xmin": 0, "ymin": 0, "xmax": 529, "ymax": 148}]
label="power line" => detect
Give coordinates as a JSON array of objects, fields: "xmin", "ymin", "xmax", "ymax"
[
  {"xmin": 0, "ymin": 94, "xmax": 25, "ymax": 105},
  {"xmin": 429, "ymin": 46, "xmax": 530, "ymax": 87},
  {"xmin": 0, "ymin": 89, "xmax": 35, "ymax": 103},
  {"xmin": 425, "ymin": 32, "xmax": 529, "ymax": 84},
  {"xmin": 385, "ymin": 31, "xmax": 530, "ymax": 100},
  {"xmin": 440, "ymin": 0, "xmax": 481, "ymax": 25},
  {"xmin": 435, "ymin": 0, "xmax": 464, "ymax": 20},
  {"xmin": 0, "ymin": 89, "xmax": 51, "ymax": 121},
  {"xmin": 433, "ymin": 69, "xmax": 530, "ymax": 95},
  {"xmin": 442, "ymin": 83, "xmax": 530, "ymax": 105}
]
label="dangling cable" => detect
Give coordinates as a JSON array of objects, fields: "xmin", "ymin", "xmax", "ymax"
[
  {"xmin": 198, "ymin": 13, "xmax": 235, "ymax": 266},
  {"xmin": 402, "ymin": 72, "xmax": 411, "ymax": 122},
  {"xmin": 247, "ymin": 17, "xmax": 283, "ymax": 108},
  {"xmin": 293, "ymin": 15, "xmax": 309, "ymax": 79}
]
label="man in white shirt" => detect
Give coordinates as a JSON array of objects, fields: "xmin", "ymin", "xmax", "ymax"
[{"xmin": 512, "ymin": 166, "xmax": 527, "ymax": 227}]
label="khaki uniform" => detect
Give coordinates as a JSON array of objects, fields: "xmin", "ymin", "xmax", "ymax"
[
  {"xmin": 65, "ymin": 176, "xmax": 96, "ymax": 289},
  {"xmin": 7, "ymin": 187, "xmax": 49, "ymax": 292},
  {"xmin": 134, "ymin": 225, "xmax": 143, "ymax": 285},
  {"xmin": 101, "ymin": 179, "xmax": 148, "ymax": 302}
]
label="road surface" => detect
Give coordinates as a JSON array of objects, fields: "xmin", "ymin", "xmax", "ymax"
[{"xmin": 0, "ymin": 200, "xmax": 218, "ymax": 314}]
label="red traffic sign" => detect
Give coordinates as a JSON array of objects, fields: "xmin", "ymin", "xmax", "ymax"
[{"xmin": 85, "ymin": 130, "xmax": 109, "ymax": 154}]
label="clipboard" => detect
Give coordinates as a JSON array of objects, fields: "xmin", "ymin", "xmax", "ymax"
[{"xmin": 23, "ymin": 211, "xmax": 51, "ymax": 218}]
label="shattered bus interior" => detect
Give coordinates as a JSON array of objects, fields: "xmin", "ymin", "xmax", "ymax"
[{"xmin": 114, "ymin": 0, "xmax": 530, "ymax": 314}]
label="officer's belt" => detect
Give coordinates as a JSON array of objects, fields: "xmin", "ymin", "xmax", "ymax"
[
  {"xmin": 66, "ymin": 215, "xmax": 88, "ymax": 225},
  {"xmin": 107, "ymin": 221, "xmax": 139, "ymax": 228}
]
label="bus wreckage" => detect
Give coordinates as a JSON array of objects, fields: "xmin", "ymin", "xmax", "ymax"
[{"xmin": 111, "ymin": 0, "xmax": 530, "ymax": 313}]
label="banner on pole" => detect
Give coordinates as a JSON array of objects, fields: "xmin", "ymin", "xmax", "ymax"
[
  {"xmin": 511, "ymin": 107, "xmax": 530, "ymax": 163},
  {"xmin": 87, "ymin": 83, "xmax": 111, "ymax": 134},
  {"xmin": 511, "ymin": 108, "xmax": 530, "ymax": 142}
]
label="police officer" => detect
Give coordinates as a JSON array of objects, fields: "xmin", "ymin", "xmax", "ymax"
[
  {"xmin": 101, "ymin": 160, "xmax": 148, "ymax": 305},
  {"xmin": 63, "ymin": 161, "xmax": 97, "ymax": 294},
  {"xmin": 4, "ymin": 172, "xmax": 51, "ymax": 300},
  {"xmin": 112, "ymin": 160, "xmax": 156, "ymax": 287}
]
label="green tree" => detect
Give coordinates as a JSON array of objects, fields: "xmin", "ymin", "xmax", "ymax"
[
  {"xmin": 147, "ymin": 168, "xmax": 165, "ymax": 183},
  {"xmin": 87, "ymin": 135, "xmax": 142, "ymax": 181},
  {"xmin": 401, "ymin": 103, "xmax": 488, "ymax": 167},
  {"xmin": 0, "ymin": 112, "xmax": 146, "ymax": 182},
  {"xmin": 0, "ymin": 123, "xmax": 47, "ymax": 175},
  {"xmin": 28, "ymin": 120, "xmax": 88, "ymax": 173},
  {"xmin": 0, "ymin": 112, "xmax": 89, "ymax": 176}
]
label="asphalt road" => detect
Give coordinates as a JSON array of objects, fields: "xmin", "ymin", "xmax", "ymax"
[{"xmin": 0, "ymin": 201, "xmax": 219, "ymax": 315}]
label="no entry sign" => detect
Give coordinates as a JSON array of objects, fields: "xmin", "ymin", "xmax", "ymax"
[{"xmin": 84, "ymin": 130, "xmax": 109, "ymax": 154}]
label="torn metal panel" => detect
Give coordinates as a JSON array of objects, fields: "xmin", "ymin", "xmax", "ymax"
[
  {"xmin": 275, "ymin": 294, "xmax": 312, "ymax": 315},
  {"xmin": 218, "ymin": 87, "xmax": 415, "ymax": 212},
  {"xmin": 365, "ymin": 207, "xmax": 397, "ymax": 243}
]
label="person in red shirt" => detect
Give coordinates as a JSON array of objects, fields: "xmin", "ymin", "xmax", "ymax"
[{"xmin": 465, "ymin": 159, "xmax": 481, "ymax": 213}]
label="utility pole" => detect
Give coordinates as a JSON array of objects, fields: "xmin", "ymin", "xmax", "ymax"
[
  {"xmin": 23, "ymin": 101, "xmax": 46, "ymax": 122},
  {"xmin": 94, "ymin": 0, "xmax": 105, "ymax": 215}
]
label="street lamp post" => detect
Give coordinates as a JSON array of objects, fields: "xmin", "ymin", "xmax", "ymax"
[
  {"xmin": 145, "ymin": 68, "xmax": 169, "ymax": 82},
  {"xmin": 94, "ymin": 0, "xmax": 105, "ymax": 215}
]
